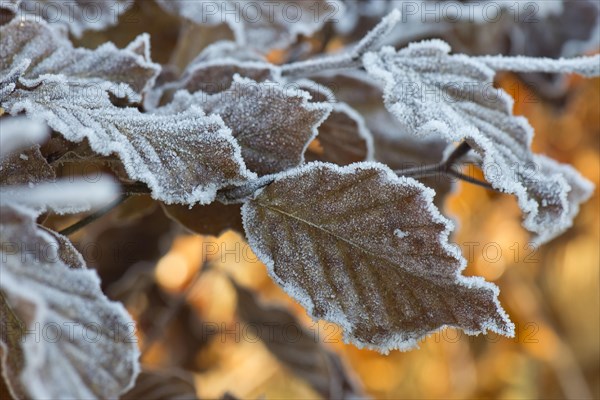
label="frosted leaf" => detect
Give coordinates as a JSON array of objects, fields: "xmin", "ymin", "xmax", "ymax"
[
  {"xmin": 122, "ymin": 368, "xmax": 198, "ymax": 400},
  {"xmin": 297, "ymin": 80, "xmax": 374, "ymax": 165},
  {"xmin": 474, "ymin": 54, "xmax": 600, "ymax": 77},
  {"xmin": 147, "ymin": 56, "xmax": 278, "ymax": 108},
  {"xmin": 17, "ymin": 0, "xmax": 133, "ymax": 37},
  {"xmin": 242, "ymin": 162, "xmax": 514, "ymax": 352},
  {"xmin": 0, "ymin": 117, "xmax": 48, "ymax": 158},
  {"xmin": 196, "ymin": 76, "xmax": 331, "ymax": 175},
  {"xmin": 363, "ymin": 40, "xmax": 594, "ymax": 243},
  {"xmin": 233, "ymin": 281, "xmax": 363, "ymax": 399},
  {"xmin": 0, "ymin": 203, "xmax": 140, "ymax": 399},
  {"xmin": 162, "ymin": 202, "xmax": 243, "ymax": 237},
  {"xmin": 2, "ymin": 78, "xmax": 255, "ymax": 204},
  {"xmin": 531, "ymin": 155, "xmax": 595, "ymax": 244},
  {"xmin": 0, "ymin": 145, "xmax": 54, "ymax": 185},
  {"xmin": 0, "ymin": 17, "xmax": 160, "ymax": 102},
  {"xmin": 155, "ymin": 0, "xmax": 343, "ymax": 52},
  {"xmin": 1, "ymin": 176, "xmax": 118, "ymax": 214}
]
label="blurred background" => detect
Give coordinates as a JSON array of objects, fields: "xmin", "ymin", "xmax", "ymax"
[{"xmin": 39, "ymin": 1, "xmax": 600, "ymax": 398}]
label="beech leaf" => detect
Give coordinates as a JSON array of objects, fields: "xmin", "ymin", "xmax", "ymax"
[
  {"xmin": 1, "ymin": 78, "xmax": 256, "ymax": 204},
  {"xmin": 0, "ymin": 203, "xmax": 140, "ymax": 399},
  {"xmin": 242, "ymin": 162, "xmax": 514, "ymax": 352},
  {"xmin": 363, "ymin": 40, "xmax": 595, "ymax": 243},
  {"xmin": 0, "ymin": 144, "xmax": 55, "ymax": 186},
  {"xmin": 198, "ymin": 76, "xmax": 332, "ymax": 175},
  {"xmin": 0, "ymin": 17, "xmax": 160, "ymax": 102}
]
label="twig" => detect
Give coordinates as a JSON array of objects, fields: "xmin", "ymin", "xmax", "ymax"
[
  {"xmin": 281, "ymin": 10, "xmax": 400, "ymax": 78},
  {"xmin": 395, "ymin": 141, "xmax": 496, "ymax": 191},
  {"xmin": 58, "ymin": 195, "xmax": 129, "ymax": 236}
]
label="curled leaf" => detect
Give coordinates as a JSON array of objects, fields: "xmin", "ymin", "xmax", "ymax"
[
  {"xmin": 0, "ymin": 17, "xmax": 159, "ymax": 102},
  {"xmin": 198, "ymin": 76, "xmax": 332, "ymax": 175},
  {"xmin": 242, "ymin": 162, "xmax": 514, "ymax": 352},
  {"xmin": 0, "ymin": 203, "xmax": 140, "ymax": 399},
  {"xmin": 363, "ymin": 40, "xmax": 595, "ymax": 243},
  {"xmin": 2, "ymin": 78, "xmax": 256, "ymax": 204}
]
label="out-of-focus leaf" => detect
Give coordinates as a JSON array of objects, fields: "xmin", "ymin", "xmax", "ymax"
[
  {"xmin": 0, "ymin": 203, "xmax": 139, "ymax": 399},
  {"xmin": 0, "ymin": 145, "xmax": 54, "ymax": 186},
  {"xmin": 155, "ymin": 0, "xmax": 342, "ymax": 52},
  {"xmin": 2, "ymin": 78, "xmax": 256, "ymax": 204},
  {"xmin": 17, "ymin": 0, "xmax": 133, "ymax": 37},
  {"xmin": 0, "ymin": 17, "xmax": 159, "ymax": 102},
  {"xmin": 363, "ymin": 40, "xmax": 595, "ymax": 244},
  {"xmin": 233, "ymin": 282, "xmax": 364, "ymax": 399},
  {"xmin": 242, "ymin": 162, "xmax": 514, "ymax": 352},
  {"xmin": 121, "ymin": 368, "xmax": 198, "ymax": 400},
  {"xmin": 198, "ymin": 76, "xmax": 332, "ymax": 175},
  {"xmin": 163, "ymin": 202, "xmax": 243, "ymax": 237}
]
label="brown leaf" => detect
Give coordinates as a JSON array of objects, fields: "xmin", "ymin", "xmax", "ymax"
[
  {"xmin": 163, "ymin": 202, "xmax": 243, "ymax": 237},
  {"xmin": 0, "ymin": 145, "xmax": 54, "ymax": 186},
  {"xmin": 198, "ymin": 76, "xmax": 332, "ymax": 175},
  {"xmin": 242, "ymin": 162, "xmax": 514, "ymax": 352},
  {"xmin": 233, "ymin": 281, "xmax": 364, "ymax": 399},
  {"xmin": 0, "ymin": 203, "xmax": 139, "ymax": 398},
  {"xmin": 0, "ymin": 17, "xmax": 159, "ymax": 102}
]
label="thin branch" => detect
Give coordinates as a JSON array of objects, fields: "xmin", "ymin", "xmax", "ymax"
[
  {"xmin": 395, "ymin": 141, "xmax": 496, "ymax": 191},
  {"xmin": 280, "ymin": 9, "xmax": 400, "ymax": 78},
  {"xmin": 58, "ymin": 195, "xmax": 129, "ymax": 236}
]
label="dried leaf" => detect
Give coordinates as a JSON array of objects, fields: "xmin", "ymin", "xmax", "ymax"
[
  {"xmin": 17, "ymin": 0, "xmax": 133, "ymax": 37},
  {"xmin": 0, "ymin": 145, "xmax": 54, "ymax": 186},
  {"xmin": 242, "ymin": 162, "xmax": 514, "ymax": 352},
  {"xmin": 122, "ymin": 368, "xmax": 198, "ymax": 400},
  {"xmin": 233, "ymin": 282, "xmax": 363, "ymax": 399},
  {"xmin": 0, "ymin": 117, "xmax": 48, "ymax": 159},
  {"xmin": 0, "ymin": 17, "xmax": 159, "ymax": 102},
  {"xmin": 198, "ymin": 76, "xmax": 332, "ymax": 175},
  {"xmin": 163, "ymin": 202, "xmax": 243, "ymax": 237},
  {"xmin": 155, "ymin": 0, "xmax": 342, "ymax": 52},
  {"xmin": 363, "ymin": 40, "xmax": 595, "ymax": 243},
  {"xmin": 0, "ymin": 203, "xmax": 140, "ymax": 399},
  {"xmin": 2, "ymin": 78, "xmax": 256, "ymax": 204}
]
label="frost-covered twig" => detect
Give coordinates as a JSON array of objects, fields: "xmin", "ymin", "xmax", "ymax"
[
  {"xmin": 475, "ymin": 54, "xmax": 600, "ymax": 77},
  {"xmin": 281, "ymin": 10, "xmax": 401, "ymax": 78}
]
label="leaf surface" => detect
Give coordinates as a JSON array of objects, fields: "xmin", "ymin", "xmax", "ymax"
[
  {"xmin": 0, "ymin": 203, "xmax": 139, "ymax": 399},
  {"xmin": 242, "ymin": 162, "xmax": 514, "ymax": 352}
]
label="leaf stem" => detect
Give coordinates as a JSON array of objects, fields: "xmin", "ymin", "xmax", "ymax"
[
  {"xmin": 395, "ymin": 141, "xmax": 496, "ymax": 191},
  {"xmin": 58, "ymin": 195, "xmax": 129, "ymax": 236}
]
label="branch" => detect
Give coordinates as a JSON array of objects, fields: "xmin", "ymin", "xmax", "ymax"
[
  {"xmin": 395, "ymin": 141, "xmax": 496, "ymax": 191},
  {"xmin": 280, "ymin": 10, "xmax": 400, "ymax": 78}
]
